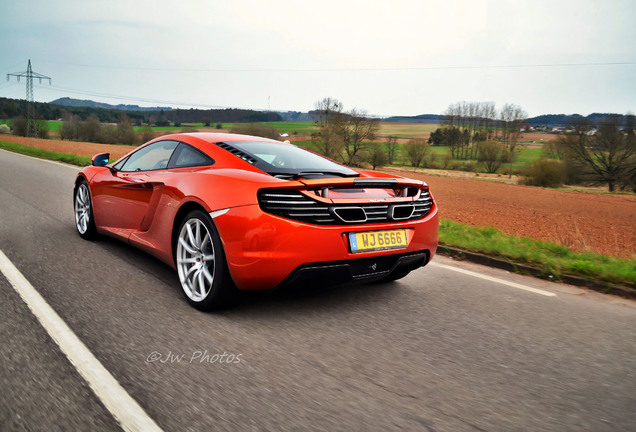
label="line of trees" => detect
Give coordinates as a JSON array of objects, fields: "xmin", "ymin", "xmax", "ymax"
[
  {"xmin": 428, "ymin": 101, "xmax": 528, "ymax": 176},
  {"xmin": 0, "ymin": 96, "xmax": 281, "ymax": 125},
  {"xmin": 59, "ymin": 113, "xmax": 137, "ymax": 145}
]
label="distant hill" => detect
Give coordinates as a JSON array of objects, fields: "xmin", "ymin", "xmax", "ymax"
[
  {"xmin": 379, "ymin": 112, "xmax": 628, "ymax": 127},
  {"xmin": 2, "ymin": 96, "xmax": 627, "ymax": 128},
  {"xmin": 277, "ymin": 111, "xmax": 313, "ymax": 122},
  {"xmin": 526, "ymin": 113, "xmax": 631, "ymax": 127},
  {"xmin": 51, "ymin": 97, "xmax": 171, "ymax": 112},
  {"xmin": 381, "ymin": 114, "xmax": 444, "ymax": 123}
]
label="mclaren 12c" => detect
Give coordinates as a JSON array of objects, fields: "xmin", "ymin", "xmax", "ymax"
[{"xmin": 74, "ymin": 133, "xmax": 438, "ymax": 310}]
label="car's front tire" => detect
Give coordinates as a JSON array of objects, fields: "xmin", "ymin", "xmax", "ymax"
[
  {"xmin": 74, "ymin": 179, "xmax": 97, "ymax": 240},
  {"xmin": 175, "ymin": 210, "xmax": 236, "ymax": 311}
]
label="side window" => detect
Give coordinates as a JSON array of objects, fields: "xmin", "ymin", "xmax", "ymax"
[
  {"xmin": 120, "ymin": 140, "xmax": 179, "ymax": 172},
  {"xmin": 169, "ymin": 143, "xmax": 214, "ymax": 168},
  {"xmin": 112, "ymin": 156, "xmax": 129, "ymax": 171}
]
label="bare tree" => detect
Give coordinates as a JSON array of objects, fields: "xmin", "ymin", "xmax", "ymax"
[
  {"xmin": 385, "ymin": 135, "xmax": 399, "ymax": 164},
  {"xmin": 559, "ymin": 116, "xmax": 636, "ymax": 191},
  {"xmin": 313, "ymin": 98, "xmax": 378, "ymax": 165},
  {"xmin": 312, "ymin": 97, "xmax": 345, "ymax": 161},
  {"xmin": 342, "ymin": 108, "xmax": 378, "ymax": 165},
  {"xmin": 59, "ymin": 113, "xmax": 80, "ymax": 141},
  {"xmin": 498, "ymin": 103, "xmax": 527, "ymax": 177}
]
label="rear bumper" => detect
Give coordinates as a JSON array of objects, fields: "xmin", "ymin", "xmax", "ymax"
[
  {"xmin": 213, "ymin": 203, "xmax": 438, "ymax": 290},
  {"xmin": 279, "ymin": 251, "xmax": 430, "ymax": 289}
]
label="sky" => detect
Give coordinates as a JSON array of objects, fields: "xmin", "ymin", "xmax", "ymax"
[{"xmin": 1, "ymin": 0, "xmax": 635, "ymax": 118}]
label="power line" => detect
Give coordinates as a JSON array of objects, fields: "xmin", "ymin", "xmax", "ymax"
[{"xmin": 42, "ymin": 60, "xmax": 636, "ymax": 73}]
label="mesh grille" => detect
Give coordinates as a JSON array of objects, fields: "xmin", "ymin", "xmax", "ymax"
[
  {"xmin": 258, "ymin": 189, "xmax": 433, "ymax": 225},
  {"xmin": 214, "ymin": 142, "xmax": 257, "ymax": 165}
]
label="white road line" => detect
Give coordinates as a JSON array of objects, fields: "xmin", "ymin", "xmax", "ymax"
[
  {"xmin": 0, "ymin": 249, "xmax": 163, "ymax": 432},
  {"xmin": 431, "ymin": 262, "xmax": 557, "ymax": 297}
]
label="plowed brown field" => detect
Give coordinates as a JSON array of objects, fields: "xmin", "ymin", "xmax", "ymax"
[
  {"xmin": 1, "ymin": 135, "xmax": 137, "ymax": 160},
  {"xmin": 383, "ymin": 168, "xmax": 636, "ymax": 259},
  {"xmin": 2, "ymin": 135, "xmax": 635, "ymax": 259}
]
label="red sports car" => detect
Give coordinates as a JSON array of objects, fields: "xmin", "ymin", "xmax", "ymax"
[{"xmin": 74, "ymin": 133, "xmax": 438, "ymax": 310}]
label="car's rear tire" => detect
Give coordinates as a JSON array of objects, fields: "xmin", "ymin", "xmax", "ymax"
[
  {"xmin": 175, "ymin": 210, "xmax": 236, "ymax": 311},
  {"xmin": 74, "ymin": 179, "xmax": 97, "ymax": 240}
]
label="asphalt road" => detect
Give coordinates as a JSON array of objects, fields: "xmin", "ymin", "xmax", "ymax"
[{"xmin": 1, "ymin": 148, "xmax": 635, "ymax": 432}]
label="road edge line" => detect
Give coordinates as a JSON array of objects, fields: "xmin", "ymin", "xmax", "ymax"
[
  {"xmin": 0, "ymin": 147, "xmax": 82, "ymax": 170},
  {"xmin": 431, "ymin": 261, "xmax": 557, "ymax": 297},
  {"xmin": 0, "ymin": 249, "xmax": 163, "ymax": 432}
]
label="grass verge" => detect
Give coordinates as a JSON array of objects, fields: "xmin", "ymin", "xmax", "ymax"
[
  {"xmin": 440, "ymin": 219, "xmax": 636, "ymax": 288},
  {"xmin": 0, "ymin": 140, "xmax": 91, "ymax": 166}
]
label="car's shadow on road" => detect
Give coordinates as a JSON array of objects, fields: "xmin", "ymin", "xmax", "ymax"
[{"xmin": 92, "ymin": 234, "xmax": 409, "ymax": 317}]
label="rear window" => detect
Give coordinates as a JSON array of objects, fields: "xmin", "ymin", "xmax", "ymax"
[{"xmin": 225, "ymin": 141, "xmax": 357, "ymax": 178}]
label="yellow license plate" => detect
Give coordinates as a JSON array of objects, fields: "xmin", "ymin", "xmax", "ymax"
[{"xmin": 349, "ymin": 229, "xmax": 408, "ymax": 253}]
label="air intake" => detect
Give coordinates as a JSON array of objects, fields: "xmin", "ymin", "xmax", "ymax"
[{"xmin": 214, "ymin": 142, "xmax": 257, "ymax": 165}]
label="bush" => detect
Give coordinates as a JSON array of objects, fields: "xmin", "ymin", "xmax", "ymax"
[
  {"xmin": 78, "ymin": 116, "xmax": 102, "ymax": 142},
  {"xmin": 459, "ymin": 161, "xmax": 476, "ymax": 172},
  {"xmin": 404, "ymin": 138, "xmax": 430, "ymax": 167},
  {"xmin": 0, "ymin": 124, "xmax": 10, "ymax": 134},
  {"xmin": 117, "ymin": 114, "xmax": 137, "ymax": 145},
  {"xmin": 476, "ymin": 141, "xmax": 505, "ymax": 173},
  {"xmin": 13, "ymin": 116, "xmax": 27, "ymax": 137},
  {"xmin": 521, "ymin": 159, "xmax": 566, "ymax": 188},
  {"xmin": 420, "ymin": 152, "xmax": 438, "ymax": 169},
  {"xmin": 100, "ymin": 125, "xmax": 119, "ymax": 144},
  {"xmin": 367, "ymin": 142, "xmax": 388, "ymax": 169},
  {"xmin": 140, "ymin": 126, "xmax": 155, "ymax": 143},
  {"xmin": 441, "ymin": 153, "xmax": 454, "ymax": 169},
  {"xmin": 35, "ymin": 120, "xmax": 49, "ymax": 139}
]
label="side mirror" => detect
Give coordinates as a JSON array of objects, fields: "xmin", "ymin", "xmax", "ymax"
[{"xmin": 92, "ymin": 153, "xmax": 110, "ymax": 166}]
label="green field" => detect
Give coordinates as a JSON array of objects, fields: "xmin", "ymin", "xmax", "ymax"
[
  {"xmin": 377, "ymin": 122, "xmax": 439, "ymax": 138},
  {"xmin": 265, "ymin": 121, "xmax": 317, "ymax": 134},
  {"xmin": 4, "ymin": 119, "xmax": 548, "ymax": 174}
]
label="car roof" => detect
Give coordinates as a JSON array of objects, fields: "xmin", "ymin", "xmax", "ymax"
[{"xmin": 165, "ymin": 132, "xmax": 285, "ymax": 145}]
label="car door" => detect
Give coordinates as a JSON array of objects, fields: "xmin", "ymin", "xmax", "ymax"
[{"xmin": 92, "ymin": 140, "xmax": 179, "ymax": 235}]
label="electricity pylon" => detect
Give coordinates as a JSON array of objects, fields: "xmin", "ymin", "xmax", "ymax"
[{"xmin": 7, "ymin": 59, "xmax": 51, "ymax": 137}]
